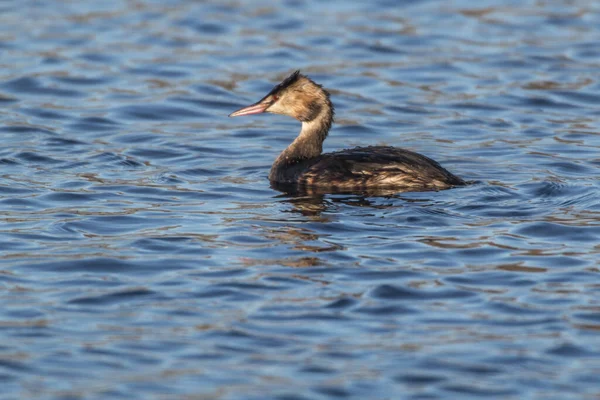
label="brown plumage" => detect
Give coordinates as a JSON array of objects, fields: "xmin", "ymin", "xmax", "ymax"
[{"xmin": 229, "ymin": 71, "xmax": 465, "ymax": 193}]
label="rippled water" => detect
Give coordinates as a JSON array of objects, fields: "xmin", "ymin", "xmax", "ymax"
[{"xmin": 1, "ymin": 0, "xmax": 600, "ymax": 398}]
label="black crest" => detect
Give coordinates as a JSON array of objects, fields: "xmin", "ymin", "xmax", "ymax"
[{"xmin": 267, "ymin": 70, "xmax": 303, "ymax": 96}]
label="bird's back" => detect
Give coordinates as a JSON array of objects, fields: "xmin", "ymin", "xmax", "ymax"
[{"xmin": 271, "ymin": 146, "xmax": 465, "ymax": 192}]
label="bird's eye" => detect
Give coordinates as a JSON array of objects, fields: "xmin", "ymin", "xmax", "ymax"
[{"xmin": 272, "ymin": 95, "xmax": 279, "ymax": 102}]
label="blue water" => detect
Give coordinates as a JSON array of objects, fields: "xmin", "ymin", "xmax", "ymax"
[{"xmin": 1, "ymin": 0, "xmax": 600, "ymax": 398}]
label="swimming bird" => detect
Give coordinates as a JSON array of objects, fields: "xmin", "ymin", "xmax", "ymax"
[{"xmin": 229, "ymin": 71, "xmax": 465, "ymax": 193}]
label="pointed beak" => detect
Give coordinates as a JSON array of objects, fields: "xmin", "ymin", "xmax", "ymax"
[{"xmin": 229, "ymin": 101, "xmax": 269, "ymax": 117}]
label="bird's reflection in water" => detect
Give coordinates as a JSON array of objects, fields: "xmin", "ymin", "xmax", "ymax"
[
  {"xmin": 242, "ymin": 184, "xmax": 448, "ymax": 270},
  {"xmin": 271, "ymin": 181, "xmax": 435, "ymax": 218}
]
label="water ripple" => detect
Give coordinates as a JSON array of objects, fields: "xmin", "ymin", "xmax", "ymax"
[{"xmin": 2, "ymin": 77, "xmax": 84, "ymax": 98}]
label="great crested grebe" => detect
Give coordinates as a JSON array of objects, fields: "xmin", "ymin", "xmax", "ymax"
[{"xmin": 229, "ymin": 71, "xmax": 465, "ymax": 192}]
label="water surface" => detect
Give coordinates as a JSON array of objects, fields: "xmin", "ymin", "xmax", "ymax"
[{"xmin": 1, "ymin": 0, "xmax": 600, "ymax": 399}]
